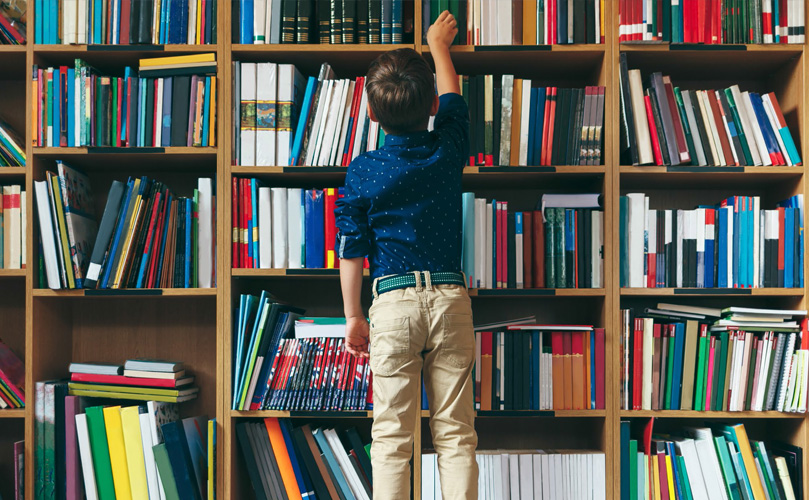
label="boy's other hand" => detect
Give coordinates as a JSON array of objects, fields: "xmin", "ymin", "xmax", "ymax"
[
  {"xmin": 427, "ymin": 10, "xmax": 458, "ymax": 49},
  {"xmin": 345, "ymin": 316, "xmax": 370, "ymax": 358}
]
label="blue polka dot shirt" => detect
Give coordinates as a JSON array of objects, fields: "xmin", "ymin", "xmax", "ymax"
[{"xmin": 334, "ymin": 92, "xmax": 470, "ymax": 280}]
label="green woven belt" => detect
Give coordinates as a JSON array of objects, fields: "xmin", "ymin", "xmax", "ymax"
[{"xmin": 375, "ymin": 271, "xmax": 466, "ymax": 295}]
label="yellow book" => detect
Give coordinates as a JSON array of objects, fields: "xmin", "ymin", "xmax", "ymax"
[
  {"xmin": 731, "ymin": 424, "xmax": 767, "ymax": 500},
  {"xmin": 139, "ymin": 53, "xmax": 216, "ymax": 68},
  {"xmin": 209, "ymin": 76, "xmax": 217, "ymax": 147},
  {"xmin": 652, "ymin": 455, "xmax": 661, "ymax": 500},
  {"xmin": 664, "ymin": 455, "xmax": 675, "ymax": 499},
  {"xmin": 112, "ymin": 192, "xmax": 145, "ymax": 288},
  {"xmin": 120, "ymin": 406, "xmax": 149, "ymax": 499},
  {"xmin": 103, "ymin": 406, "xmax": 133, "ymax": 499},
  {"xmin": 152, "ymin": 0, "xmax": 161, "ymax": 43},
  {"xmin": 196, "ymin": 0, "xmax": 203, "ymax": 43},
  {"xmin": 49, "ymin": 173, "xmax": 76, "ymax": 288},
  {"xmin": 207, "ymin": 419, "xmax": 215, "ymax": 500}
]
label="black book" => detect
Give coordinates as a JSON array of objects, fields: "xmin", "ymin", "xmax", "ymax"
[
  {"xmin": 237, "ymin": 424, "xmax": 270, "ymax": 500},
  {"xmin": 685, "ymin": 230, "xmax": 696, "ymax": 288},
  {"xmin": 357, "ymin": 0, "xmax": 369, "ymax": 42},
  {"xmin": 493, "ymin": 85, "xmax": 502, "ymax": 164},
  {"xmin": 670, "ymin": 211, "xmax": 678, "ymax": 287},
  {"xmin": 251, "ymin": 422, "xmax": 286, "ymax": 499},
  {"xmin": 650, "ymin": 73, "xmax": 681, "ymax": 166},
  {"xmin": 292, "ymin": 426, "xmax": 332, "ymax": 500},
  {"xmin": 492, "ymin": 331, "xmax": 499, "ymax": 409},
  {"xmin": 368, "ymin": 0, "xmax": 381, "ymax": 43},
  {"xmin": 129, "ymin": 0, "xmax": 140, "ymax": 44},
  {"xmin": 551, "ymin": 89, "xmax": 569, "ymax": 166},
  {"xmin": 297, "ymin": 0, "xmax": 314, "ymax": 42},
  {"xmin": 318, "ymin": 0, "xmax": 331, "ymax": 43},
  {"xmin": 124, "ymin": 183, "xmax": 158, "ymax": 287},
  {"xmin": 618, "ymin": 53, "xmax": 638, "ymax": 165},
  {"xmin": 127, "ymin": 76, "xmax": 140, "ymax": 146},
  {"xmin": 203, "ymin": 0, "xmax": 214, "ymax": 43},
  {"xmin": 143, "ymin": 78, "xmax": 155, "ymax": 146},
  {"xmin": 138, "ymin": 0, "xmax": 153, "ymax": 44},
  {"xmin": 648, "ymin": 88, "xmax": 670, "ymax": 166},
  {"xmin": 508, "ymin": 212, "xmax": 516, "ymax": 288},
  {"xmin": 282, "ymin": 0, "xmax": 297, "ymax": 43},
  {"xmin": 585, "ymin": 0, "xmax": 595, "ymax": 43},
  {"xmin": 512, "ymin": 331, "xmax": 520, "ymax": 410},
  {"xmin": 210, "ymin": 0, "xmax": 217, "ymax": 43},
  {"xmin": 97, "ymin": 77, "xmax": 111, "ymax": 147},
  {"xmin": 345, "ymin": 428, "xmax": 372, "ymax": 486},
  {"xmin": 573, "ymin": 0, "xmax": 585, "ymax": 43},
  {"xmin": 568, "ymin": 88, "xmax": 584, "ymax": 165},
  {"xmin": 343, "ymin": 0, "xmax": 356, "ymax": 43},
  {"xmin": 84, "ymin": 181, "xmax": 126, "ymax": 289},
  {"xmin": 662, "ymin": 0, "xmax": 671, "ymax": 42},
  {"xmin": 330, "ymin": 0, "xmax": 343, "ymax": 43},
  {"xmin": 522, "ymin": 333, "xmax": 530, "ymax": 410},
  {"xmin": 656, "ymin": 210, "xmax": 665, "ymax": 287},
  {"xmin": 475, "ymin": 76, "xmax": 485, "ymax": 165},
  {"xmin": 232, "ymin": 0, "xmax": 241, "ymax": 42},
  {"xmin": 170, "ymin": 76, "xmax": 191, "ymax": 147}
]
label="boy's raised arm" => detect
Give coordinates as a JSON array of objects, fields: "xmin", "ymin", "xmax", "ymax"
[{"xmin": 428, "ymin": 11, "xmax": 460, "ymax": 96}]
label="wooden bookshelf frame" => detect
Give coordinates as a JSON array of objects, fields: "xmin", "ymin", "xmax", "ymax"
[{"xmin": 0, "ymin": 1, "xmax": 807, "ymax": 499}]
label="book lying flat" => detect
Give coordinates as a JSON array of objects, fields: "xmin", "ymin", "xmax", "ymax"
[
  {"xmin": 68, "ymin": 389, "xmax": 198, "ymax": 404},
  {"xmin": 68, "ymin": 382, "xmax": 199, "ymax": 397},
  {"xmin": 70, "ymin": 373, "xmax": 194, "ymax": 389},
  {"xmin": 124, "ymin": 360, "xmax": 184, "ymax": 373},
  {"xmin": 69, "ymin": 363, "xmax": 124, "ymax": 376}
]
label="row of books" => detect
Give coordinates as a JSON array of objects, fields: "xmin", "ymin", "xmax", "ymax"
[
  {"xmin": 619, "ymin": 193, "xmax": 804, "ymax": 289},
  {"xmin": 619, "ymin": 56, "xmax": 801, "ymax": 167},
  {"xmin": 37, "ymin": 0, "xmax": 217, "ymax": 44},
  {"xmin": 33, "ymin": 53, "xmax": 217, "ymax": 148},
  {"xmin": 464, "ymin": 78, "xmax": 605, "ymax": 167},
  {"xmin": 620, "ymin": 304, "xmax": 809, "ymax": 413},
  {"xmin": 0, "ymin": 1, "xmax": 25, "ymax": 44},
  {"xmin": 423, "ymin": 450, "xmax": 607, "ymax": 500},
  {"xmin": 235, "ymin": 0, "xmax": 409, "ymax": 44},
  {"xmin": 0, "ymin": 339, "xmax": 24, "ymax": 409},
  {"xmin": 0, "ymin": 122, "xmax": 25, "ymax": 166},
  {"xmin": 619, "ymin": 0, "xmax": 806, "ymax": 44},
  {"xmin": 236, "ymin": 62, "xmax": 390, "ymax": 168},
  {"xmin": 474, "ymin": 324, "xmax": 605, "ymax": 411},
  {"xmin": 0, "ymin": 185, "xmax": 25, "ymax": 270},
  {"xmin": 462, "ymin": 193, "xmax": 604, "ymax": 289},
  {"xmin": 68, "ymin": 359, "xmax": 200, "ymax": 403},
  {"xmin": 424, "ymin": 0, "xmax": 605, "ymax": 45},
  {"xmin": 35, "ymin": 170, "xmax": 216, "ymax": 290},
  {"xmin": 620, "ymin": 420, "xmax": 801, "ymax": 500},
  {"xmin": 238, "ymin": 419, "xmax": 372, "ymax": 500}
]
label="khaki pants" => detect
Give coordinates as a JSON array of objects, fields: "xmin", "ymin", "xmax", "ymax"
[{"xmin": 368, "ymin": 273, "xmax": 478, "ymax": 500}]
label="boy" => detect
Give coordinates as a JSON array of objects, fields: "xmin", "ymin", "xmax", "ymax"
[{"xmin": 335, "ymin": 11, "xmax": 477, "ymax": 500}]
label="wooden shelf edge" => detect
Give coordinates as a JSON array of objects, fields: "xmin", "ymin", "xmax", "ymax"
[
  {"xmin": 620, "ymin": 287, "xmax": 804, "ymax": 296},
  {"xmin": 423, "ymin": 44, "xmax": 606, "ymax": 53},
  {"xmin": 0, "ymin": 409, "xmax": 25, "ymax": 418},
  {"xmin": 468, "ymin": 288, "xmax": 605, "ymax": 297},
  {"xmin": 231, "ymin": 165, "xmax": 605, "ymax": 175},
  {"xmin": 32, "ymin": 288, "xmax": 217, "ymax": 297},
  {"xmin": 0, "ymin": 269, "xmax": 26, "ymax": 277},
  {"xmin": 32, "ymin": 44, "xmax": 216, "ymax": 53},
  {"xmin": 228, "ymin": 409, "xmax": 606, "ymax": 418},
  {"xmin": 619, "ymin": 165, "xmax": 803, "ymax": 175},
  {"xmin": 231, "ymin": 268, "xmax": 369, "ymax": 277},
  {"xmin": 619, "ymin": 43, "xmax": 804, "ymax": 52},
  {"xmin": 0, "ymin": 167, "xmax": 27, "ymax": 176},
  {"xmin": 620, "ymin": 410, "xmax": 806, "ymax": 418},
  {"xmin": 232, "ymin": 44, "xmax": 416, "ymax": 53},
  {"xmin": 33, "ymin": 147, "xmax": 217, "ymax": 155}
]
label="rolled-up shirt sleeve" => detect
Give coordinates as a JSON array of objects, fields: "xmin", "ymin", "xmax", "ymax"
[
  {"xmin": 334, "ymin": 168, "xmax": 371, "ymax": 259},
  {"xmin": 433, "ymin": 92, "xmax": 470, "ymax": 168}
]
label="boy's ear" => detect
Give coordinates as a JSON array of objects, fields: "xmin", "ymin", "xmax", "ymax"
[
  {"xmin": 368, "ymin": 105, "xmax": 378, "ymax": 123},
  {"xmin": 430, "ymin": 94, "xmax": 439, "ymax": 116}
]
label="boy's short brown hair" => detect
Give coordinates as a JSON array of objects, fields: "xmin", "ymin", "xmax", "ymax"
[{"xmin": 365, "ymin": 48, "xmax": 435, "ymax": 136}]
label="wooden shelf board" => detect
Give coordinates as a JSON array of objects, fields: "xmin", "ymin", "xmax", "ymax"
[
  {"xmin": 232, "ymin": 44, "xmax": 415, "ymax": 53},
  {"xmin": 33, "ymin": 147, "xmax": 217, "ymax": 156},
  {"xmin": 33, "ymin": 44, "xmax": 217, "ymax": 53},
  {"xmin": 619, "ymin": 165, "xmax": 803, "ymax": 188},
  {"xmin": 620, "ymin": 287, "xmax": 804, "ymax": 296},
  {"xmin": 0, "ymin": 409, "xmax": 25, "ymax": 418},
  {"xmin": 32, "ymin": 288, "xmax": 217, "ymax": 297},
  {"xmin": 0, "ymin": 45, "xmax": 25, "ymax": 52},
  {"xmin": 0, "ymin": 269, "xmax": 26, "ymax": 277},
  {"xmin": 423, "ymin": 44, "xmax": 606, "ymax": 53},
  {"xmin": 620, "ymin": 410, "xmax": 805, "ymax": 418},
  {"xmin": 231, "ymin": 268, "xmax": 369, "ymax": 278},
  {"xmin": 620, "ymin": 165, "xmax": 802, "ymax": 175},
  {"xmin": 620, "ymin": 43, "xmax": 804, "ymax": 53},
  {"xmin": 468, "ymin": 288, "xmax": 605, "ymax": 297},
  {"xmin": 230, "ymin": 409, "xmax": 606, "ymax": 418},
  {"xmin": 0, "ymin": 167, "xmax": 26, "ymax": 176}
]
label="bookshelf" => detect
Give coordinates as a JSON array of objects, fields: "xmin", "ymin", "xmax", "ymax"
[{"xmin": 0, "ymin": 1, "xmax": 807, "ymax": 499}]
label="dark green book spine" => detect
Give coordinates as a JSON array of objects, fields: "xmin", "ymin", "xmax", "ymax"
[
  {"xmin": 545, "ymin": 207, "xmax": 555, "ymax": 289},
  {"xmin": 282, "ymin": 0, "xmax": 298, "ymax": 43},
  {"xmin": 342, "ymin": 0, "xmax": 356, "ymax": 42},
  {"xmin": 554, "ymin": 207, "xmax": 565, "ymax": 288},
  {"xmin": 356, "ymin": 0, "xmax": 368, "ymax": 42},
  {"xmin": 330, "ymin": 0, "xmax": 343, "ymax": 43},
  {"xmin": 673, "ymin": 87, "xmax": 697, "ymax": 165},
  {"xmin": 368, "ymin": 0, "xmax": 381, "ymax": 43},
  {"xmin": 318, "ymin": 0, "xmax": 331, "ymax": 42},
  {"xmin": 297, "ymin": 0, "xmax": 313, "ymax": 43}
]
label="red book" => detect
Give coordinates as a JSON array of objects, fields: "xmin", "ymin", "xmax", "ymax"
[
  {"xmin": 199, "ymin": 0, "xmax": 206, "ymax": 43},
  {"xmin": 801, "ymin": 318, "xmax": 809, "ymax": 350},
  {"xmin": 60, "ymin": 66, "xmax": 69, "ymax": 147},
  {"xmin": 571, "ymin": 331, "xmax": 584, "ymax": 410},
  {"xmin": 698, "ymin": 0, "xmax": 707, "ymax": 43},
  {"xmin": 633, "ymin": 318, "xmax": 643, "ymax": 410},
  {"xmin": 147, "ymin": 191, "xmax": 168, "ymax": 287},
  {"xmin": 657, "ymin": 450, "xmax": 670, "ymax": 500},
  {"xmin": 644, "ymin": 95, "xmax": 664, "ymax": 166},
  {"xmin": 647, "ymin": 215, "xmax": 656, "ymax": 288},
  {"xmin": 70, "ymin": 372, "xmax": 193, "ymax": 388},
  {"xmin": 324, "ymin": 188, "xmax": 338, "ymax": 268},
  {"xmin": 619, "ymin": 0, "xmax": 626, "ymax": 42},
  {"xmin": 542, "ymin": 87, "xmax": 555, "ymax": 166},
  {"xmin": 232, "ymin": 177, "xmax": 240, "ymax": 268},
  {"xmin": 595, "ymin": 328, "xmax": 605, "ymax": 409},
  {"xmin": 120, "ymin": 0, "xmax": 131, "ymax": 43}
]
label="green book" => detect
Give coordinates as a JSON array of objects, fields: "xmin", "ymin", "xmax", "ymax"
[
  {"xmin": 553, "ymin": 208, "xmax": 565, "ymax": 288},
  {"xmin": 744, "ymin": 340, "xmax": 758, "ymax": 410},
  {"xmin": 665, "ymin": 326, "xmax": 676, "ymax": 409},
  {"xmin": 153, "ymin": 443, "xmax": 182, "ymax": 500},
  {"xmin": 448, "ymin": 0, "xmax": 460, "ymax": 43},
  {"xmin": 714, "ymin": 436, "xmax": 742, "ymax": 500},
  {"xmin": 111, "ymin": 79, "xmax": 118, "ymax": 147},
  {"xmin": 677, "ymin": 454, "xmax": 694, "ymax": 500},
  {"xmin": 85, "ymin": 406, "xmax": 117, "ymax": 500},
  {"xmin": 700, "ymin": 331, "xmax": 711, "ymax": 410},
  {"xmin": 724, "ymin": 89, "xmax": 753, "ymax": 166},
  {"xmin": 752, "ymin": 442, "xmax": 778, "ymax": 500},
  {"xmin": 710, "ymin": 334, "xmax": 723, "ymax": 411},
  {"xmin": 629, "ymin": 440, "xmax": 638, "ymax": 500},
  {"xmin": 693, "ymin": 331, "xmax": 707, "ymax": 411},
  {"xmin": 673, "ymin": 88, "xmax": 696, "ymax": 166},
  {"xmin": 364, "ymin": 443, "xmax": 370, "ymax": 460},
  {"xmin": 545, "ymin": 207, "xmax": 555, "ymax": 288}
]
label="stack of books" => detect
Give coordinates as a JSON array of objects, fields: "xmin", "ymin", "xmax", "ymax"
[
  {"xmin": 619, "ymin": 55, "xmax": 801, "ymax": 167},
  {"xmin": 463, "ymin": 78, "xmax": 605, "ymax": 167},
  {"xmin": 475, "ymin": 324, "xmax": 605, "ymax": 411},
  {"xmin": 619, "ymin": 193, "xmax": 804, "ymax": 289},
  {"xmin": 0, "ymin": 184, "xmax": 25, "ymax": 270},
  {"xmin": 424, "ymin": 0, "xmax": 605, "ymax": 45},
  {"xmin": 235, "ymin": 0, "xmax": 409, "ymax": 44},
  {"xmin": 0, "ymin": 122, "xmax": 25, "ymax": 166},
  {"xmin": 237, "ymin": 418, "xmax": 372, "ymax": 500},
  {"xmin": 68, "ymin": 360, "xmax": 199, "ymax": 402},
  {"xmin": 620, "ymin": 0, "xmax": 806, "ymax": 44},
  {"xmin": 620, "ymin": 420, "xmax": 801, "ymax": 500},
  {"xmin": 462, "ymin": 193, "xmax": 604, "ymax": 290},
  {"xmin": 423, "ymin": 449, "xmax": 607, "ymax": 499},
  {"xmin": 33, "ymin": 53, "xmax": 217, "ymax": 148},
  {"xmin": 0, "ymin": 339, "xmax": 24, "ymax": 409},
  {"xmin": 37, "ymin": 0, "xmax": 217, "ymax": 44},
  {"xmin": 0, "ymin": 2, "xmax": 25, "ymax": 44},
  {"xmin": 35, "ymin": 173, "xmax": 215, "ymax": 290},
  {"xmin": 620, "ymin": 304, "xmax": 809, "ymax": 413}
]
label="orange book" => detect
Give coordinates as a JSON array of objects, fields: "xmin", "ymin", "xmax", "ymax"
[
  {"xmin": 730, "ymin": 424, "xmax": 767, "ymax": 500},
  {"xmin": 571, "ymin": 332, "xmax": 585, "ymax": 410},
  {"xmin": 551, "ymin": 331, "xmax": 565, "ymax": 410},
  {"xmin": 523, "ymin": 0, "xmax": 537, "ymax": 44},
  {"xmin": 481, "ymin": 332, "xmax": 493, "ymax": 411},
  {"xmin": 509, "ymin": 79, "xmax": 523, "ymax": 166},
  {"xmin": 263, "ymin": 418, "xmax": 303, "ymax": 500},
  {"xmin": 562, "ymin": 331, "xmax": 573, "ymax": 410}
]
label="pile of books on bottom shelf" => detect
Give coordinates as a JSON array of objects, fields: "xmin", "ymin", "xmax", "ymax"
[
  {"xmin": 621, "ymin": 420, "xmax": 801, "ymax": 500},
  {"xmin": 68, "ymin": 359, "xmax": 199, "ymax": 403},
  {"xmin": 620, "ymin": 304, "xmax": 809, "ymax": 413},
  {"xmin": 238, "ymin": 418, "xmax": 372, "ymax": 500},
  {"xmin": 422, "ymin": 449, "xmax": 607, "ymax": 500},
  {"xmin": 0, "ymin": 338, "xmax": 24, "ymax": 409},
  {"xmin": 34, "ymin": 386, "xmax": 215, "ymax": 500}
]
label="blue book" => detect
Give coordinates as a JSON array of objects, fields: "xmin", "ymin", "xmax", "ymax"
[
  {"xmin": 51, "ymin": 0, "xmax": 59, "ymax": 43},
  {"xmin": 35, "ymin": 0, "xmax": 43, "ymax": 43},
  {"xmin": 774, "ymin": 0, "xmax": 780, "ymax": 42},
  {"xmin": 161, "ymin": 77, "xmax": 173, "ymax": 147},
  {"xmin": 304, "ymin": 190, "xmax": 325, "ymax": 268},
  {"xmin": 99, "ymin": 177, "xmax": 138, "ymax": 288},
  {"xmin": 93, "ymin": 0, "xmax": 102, "ymax": 44},
  {"xmin": 52, "ymin": 67, "xmax": 60, "ymax": 147},
  {"xmin": 160, "ymin": 0, "xmax": 170, "ymax": 44},
  {"xmin": 527, "ymin": 87, "xmax": 538, "ymax": 166},
  {"xmin": 532, "ymin": 87, "xmax": 546, "ymax": 166},
  {"xmin": 391, "ymin": 0, "xmax": 403, "ymax": 42},
  {"xmin": 138, "ymin": 78, "xmax": 147, "ymax": 146},
  {"xmin": 66, "ymin": 68, "xmax": 75, "ymax": 147},
  {"xmin": 291, "ymin": 77, "xmax": 317, "ymax": 166},
  {"xmin": 785, "ymin": 208, "xmax": 794, "ymax": 287},
  {"xmin": 201, "ymin": 77, "xmax": 211, "ymax": 147},
  {"xmin": 234, "ymin": 292, "xmax": 269, "ymax": 408},
  {"xmin": 184, "ymin": 198, "xmax": 191, "ymax": 287},
  {"xmin": 557, "ymin": 0, "xmax": 567, "ymax": 43},
  {"xmin": 250, "ymin": 180, "xmax": 259, "ymax": 267},
  {"xmin": 747, "ymin": 198, "xmax": 754, "ymax": 288},
  {"xmin": 161, "ymin": 421, "xmax": 203, "ymax": 500},
  {"xmin": 750, "ymin": 94, "xmax": 782, "ymax": 165},
  {"xmin": 381, "ymin": 0, "xmax": 392, "ymax": 43},
  {"xmin": 279, "ymin": 420, "xmax": 316, "ymax": 499},
  {"xmin": 726, "ymin": 440, "xmax": 755, "ymax": 500},
  {"xmin": 240, "ymin": 0, "xmax": 255, "ymax": 44},
  {"xmin": 231, "ymin": 295, "xmax": 255, "ymax": 408},
  {"xmin": 565, "ymin": 210, "xmax": 575, "ymax": 286},
  {"xmin": 312, "ymin": 429, "xmax": 356, "ymax": 500},
  {"xmin": 667, "ymin": 442, "xmax": 685, "ymax": 500},
  {"xmin": 729, "ymin": 197, "xmax": 739, "ymax": 287},
  {"xmin": 718, "ymin": 207, "xmax": 728, "ymax": 288},
  {"xmin": 671, "ymin": 322, "xmax": 686, "ymax": 409},
  {"xmin": 462, "ymin": 193, "xmax": 475, "ymax": 286}
]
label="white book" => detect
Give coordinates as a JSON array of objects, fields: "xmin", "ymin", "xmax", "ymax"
[
  {"xmin": 324, "ymin": 429, "xmax": 370, "ymax": 500},
  {"xmin": 682, "ymin": 428, "xmax": 730, "ymax": 500},
  {"xmin": 271, "ymin": 188, "xmax": 288, "ymax": 268},
  {"xmin": 422, "ymin": 454, "xmax": 434, "ymax": 500},
  {"xmin": 567, "ymin": 0, "xmax": 575, "ymax": 42},
  {"xmin": 675, "ymin": 210, "xmax": 684, "ymax": 287},
  {"xmin": 287, "ymin": 188, "xmax": 303, "ymax": 268},
  {"xmin": 34, "ymin": 181, "xmax": 61, "ymax": 289},
  {"xmin": 318, "ymin": 80, "xmax": 348, "ymax": 166},
  {"xmin": 187, "ymin": 0, "xmax": 198, "ymax": 43},
  {"xmin": 757, "ymin": 333, "xmax": 774, "ymax": 410},
  {"xmin": 672, "ymin": 437, "xmax": 710, "ymax": 500},
  {"xmin": 541, "ymin": 454, "xmax": 551, "ymax": 500},
  {"xmin": 499, "ymin": 75, "xmax": 514, "ymax": 165},
  {"xmin": 20, "ymin": 190, "xmax": 25, "ymax": 268},
  {"xmin": 500, "ymin": 454, "xmax": 510, "ymax": 499},
  {"xmin": 485, "ymin": 203, "xmax": 493, "ymax": 288},
  {"xmin": 264, "ymin": 0, "xmax": 273, "ymax": 42},
  {"xmin": 332, "ymin": 80, "xmax": 356, "ymax": 166},
  {"xmin": 626, "ymin": 193, "xmax": 646, "ymax": 287},
  {"xmin": 519, "ymin": 454, "xmax": 532, "ymax": 500},
  {"xmin": 627, "ymin": 69, "xmax": 653, "ymax": 164},
  {"xmin": 139, "ymin": 413, "xmax": 161, "ymax": 500},
  {"xmin": 682, "ymin": 91, "xmax": 707, "ymax": 165},
  {"xmin": 74, "ymin": 68, "xmax": 81, "ymax": 146},
  {"xmin": 255, "ymin": 63, "xmax": 278, "ymax": 166},
  {"xmin": 197, "ymin": 178, "xmax": 213, "ymax": 287},
  {"xmin": 742, "ymin": 91, "xmax": 773, "ymax": 166},
  {"xmin": 788, "ymin": 351, "xmax": 802, "ymax": 411},
  {"xmin": 642, "ymin": 317, "xmax": 653, "ymax": 410},
  {"xmin": 592, "ymin": 211, "xmax": 603, "ymax": 287},
  {"xmin": 798, "ymin": 350, "xmax": 808, "ymax": 412},
  {"xmin": 154, "ymin": 78, "xmax": 163, "ymax": 146},
  {"xmin": 305, "ymin": 79, "xmax": 333, "ymax": 166},
  {"xmin": 700, "ymin": 90, "xmax": 727, "ymax": 165},
  {"xmin": 63, "ymin": 0, "xmax": 77, "ymax": 44},
  {"xmin": 75, "ymin": 413, "xmax": 100, "ymax": 500},
  {"xmin": 278, "ymin": 64, "xmax": 305, "ymax": 166},
  {"xmin": 474, "ymin": 198, "xmax": 486, "ymax": 288},
  {"xmin": 367, "ymin": 120, "xmax": 380, "ymax": 153},
  {"xmin": 253, "ymin": 0, "xmax": 267, "ymax": 42},
  {"xmin": 761, "ymin": 94, "xmax": 791, "ymax": 165},
  {"xmin": 77, "ymin": 0, "xmax": 87, "ymax": 44},
  {"xmin": 694, "ymin": 90, "xmax": 719, "ymax": 165},
  {"xmin": 532, "ymin": 455, "xmax": 543, "ymax": 500},
  {"xmin": 519, "ymin": 80, "xmax": 532, "ymax": 165},
  {"xmin": 240, "ymin": 63, "xmax": 257, "ymax": 166},
  {"xmin": 515, "ymin": 212, "xmax": 524, "ymax": 289},
  {"xmin": 312, "ymin": 80, "xmax": 338, "ymax": 164},
  {"xmin": 351, "ymin": 88, "xmax": 369, "ymax": 161},
  {"xmin": 724, "ymin": 206, "xmax": 734, "ymax": 286},
  {"xmin": 729, "ymin": 85, "xmax": 762, "ymax": 165}
]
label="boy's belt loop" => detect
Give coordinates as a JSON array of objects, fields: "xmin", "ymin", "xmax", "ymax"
[
  {"xmin": 423, "ymin": 271, "xmax": 433, "ymax": 290},
  {"xmin": 372, "ymin": 277, "xmax": 380, "ymax": 299},
  {"xmin": 413, "ymin": 271, "xmax": 423, "ymax": 292}
]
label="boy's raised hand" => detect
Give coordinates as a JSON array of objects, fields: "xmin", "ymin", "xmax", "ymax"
[
  {"xmin": 345, "ymin": 316, "xmax": 370, "ymax": 358},
  {"xmin": 427, "ymin": 10, "xmax": 458, "ymax": 49}
]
